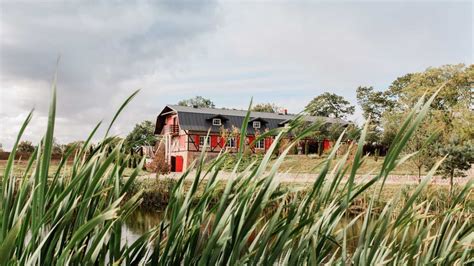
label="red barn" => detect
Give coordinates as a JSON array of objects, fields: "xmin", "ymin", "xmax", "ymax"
[{"xmin": 154, "ymin": 105, "xmax": 348, "ymax": 172}]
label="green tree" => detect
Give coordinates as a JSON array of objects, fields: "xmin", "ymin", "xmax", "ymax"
[
  {"xmin": 305, "ymin": 92, "xmax": 355, "ymax": 119},
  {"xmin": 405, "ymin": 122, "xmax": 439, "ymax": 182},
  {"xmin": 356, "ymin": 86, "xmax": 396, "ymax": 143},
  {"xmin": 125, "ymin": 120, "xmax": 157, "ymax": 150},
  {"xmin": 435, "ymin": 138, "xmax": 474, "ymax": 193},
  {"xmin": 17, "ymin": 140, "xmax": 35, "ymax": 153},
  {"xmin": 64, "ymin": 141, "xmax": 85, "ymax": 154},
  {"xmin": 52, "ymin": 138, "xmax": 63, "ymax": 155},
  {"xmin": 178, "ymin": 96, "xmax": 215, "ymax": 108},
  {"xmin": 252, "ymin": 103, "xmax": 281, "ymax": 113},
  {"xmin": 381, "ymin": 64, "xmax": 473, "ymax": 186}
]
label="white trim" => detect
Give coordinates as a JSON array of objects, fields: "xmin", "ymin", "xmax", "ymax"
[
  {"xmin": 199, "ymin": 136, "xmax": 210, "ymax": 146},
  {"xmin": 226, "ymin": 137, "xmax": 236, "ymax": 148},
  {"xmin": 212, "ymin": 118, "xmax": 222, "ymax": 126},
  {"xmin": 255, "ymin": 139, "xmax": 265, "ymax": 149}
]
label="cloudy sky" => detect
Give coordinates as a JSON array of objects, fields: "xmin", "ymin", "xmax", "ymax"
[{"xmin": 0, "ymin": 0, "xmax": 472, "ymax": 150}]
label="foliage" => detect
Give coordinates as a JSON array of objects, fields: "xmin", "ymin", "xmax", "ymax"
[
  {"xmin": 251, "ymin": 102, "xmax": 281, "ymax": 113},
  {"xmin": 404, "ymin": 119, "xmax": 440, "ymax": 181},
  {"xmin": 304, "ymin": 92, "xmax": 355, "ymax": 119},
  {"xmin": 178, "ymin": 96, "xmax": 215, "ymax": 108},
  {"xmin": 17, "ymin": 140, "xmax": 34, "ymax": 153},
  {"xmin": 148, "ymin": 140, "xmax": 170, "ymax": 175},
  {"xmin": 125, "ymin": 120, "xmax": 156, "ymax": 150},
  {"xmin": 326, "ymin": 122, "xmax": 345, "ymax": 141},
  {"xmin": 435, "ymin": 137, "xmax": 474, "ymax": 187},
  {"xmin": 356, "ymin": 86, "xmax": 395, "ymax": 143},
  {"xmin": 52, "ymin": 137, "xmax": 63, "ymax": 155},
  {"xmin": 1, "ymin": 80, "xmax": 145, "ymax": 264},
  {"xmin": 222, "ymin": 153, "xmax": 264, "ymax": 172},
  {"xmin": 63, "ymin": 140, "xmax": 85, "ymax": 155}
]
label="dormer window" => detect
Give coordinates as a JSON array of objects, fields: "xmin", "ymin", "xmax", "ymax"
[
  {"xmin": 253, "ymin": 121, "xmax": 261, "ymax": 129},
  {"xmin": 212, "ymin": 118, "xmax": 222, "ymax": 126}
]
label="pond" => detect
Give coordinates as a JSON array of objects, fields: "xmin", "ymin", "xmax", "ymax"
[
  {"xmin": 121, "ymin": 209, "xmax": 363, "ymax": 248},
  {"xmin": 122, "ymin": 209, "xmax": 163, "ymax": 244}
]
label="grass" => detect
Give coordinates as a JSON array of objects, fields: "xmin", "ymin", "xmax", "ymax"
[
  {"xmin": 277, "ymin": 155, "xmax": 431, "ymax": 175},
  {"xmin": 132, "ymin": 177, "xmax": 473, "ymax": 214},
  {"xmin": 0, "ymin": 159, "xmax": 146, "ymax": 179},
  {"xmin": 1, "ymin": 80, "xmax": 472, "ymax": 265}
]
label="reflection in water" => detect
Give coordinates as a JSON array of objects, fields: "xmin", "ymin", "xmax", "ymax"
[
  {"xmin": 121, "ymin": 209, "xmax": 451, "ymax": 255},
  {"xmin": 122, "ymin": 209, "xmax": 163, "ymax": 244},
  {"xmin": 121, "ymin": 210, "xmax": 363, "ymax": 250}
]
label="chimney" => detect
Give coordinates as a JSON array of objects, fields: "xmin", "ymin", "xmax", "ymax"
[
  {"xmin": 284, "ymin": 109, "xmax": 288, "ymax": 115},
  {"xmin": 192, "ymin": 104, "xmax": 198, "ymax": 108}
]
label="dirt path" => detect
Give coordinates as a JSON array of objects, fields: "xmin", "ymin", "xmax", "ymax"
[{"xmin": 144, "ymin": 171, "xmax": 472, "ymax": 186}]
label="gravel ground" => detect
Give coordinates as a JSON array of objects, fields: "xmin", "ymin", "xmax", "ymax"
[{"xmin": 145, "ymin": 171, "xmax": 472, "ymax": 186}]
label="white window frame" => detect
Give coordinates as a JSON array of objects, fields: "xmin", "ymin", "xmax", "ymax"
[
  {"xmin": 253, "ymin": 121, "xmax": 261, "ymax": 129},
  {"xmin": 226, "ymin": 137, "xmax": 236, "ymax": 148},
  {"xmin": 255, "ymin": 138, "xmax": 265, "ymax": 149},
  {"xmin": 212, "ymin": 118, "xmax": 222, "ymax": 126},
  {"xmin": 199, "ymin": 136, "xmax": 210, "ymax": 146}
]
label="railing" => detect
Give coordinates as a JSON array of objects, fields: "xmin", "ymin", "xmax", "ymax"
[{"xmin": 166, "ymin": 124, "xmax": 179, "ymax": 135}]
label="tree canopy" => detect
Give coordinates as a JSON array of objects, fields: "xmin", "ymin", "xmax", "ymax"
[
  {"xmin": 125, "ymin": 120, "xmax": 157, "ymax": 150},
  {"xmin": 305, "ymin": 92, "xmax": 355, "ymax": 119},
  {"xmin": 376, "ymin": 64, "xmax": 473, "ymax": 183},
  {"xmin": 178, "ymin": 96, "xmax": 215, "ymax": 108},
  {"xmin": 251, "ymin": 103, "xmax": 281, "ymax": 113},
  {"xmin": 17, "ymin": 141, "xmax": 35, "ymax": 153}
]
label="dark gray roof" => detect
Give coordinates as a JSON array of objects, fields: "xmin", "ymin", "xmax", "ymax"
[{"xmin": 155, "ymin": 104, "xmax": 349, "ymax": 134}]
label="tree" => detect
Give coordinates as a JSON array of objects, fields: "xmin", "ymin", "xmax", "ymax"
[
  {"xmin": 64, "ymin": 141, "xmax": 85, "ymax": 154},
  {"xmin": 305, "ymin": 92, "xmax": 355, "ymax": 119},
  {"xmin": 382, "ymin": 64, "xmax": 473, "ymax": 184},
  {"xmin": 17, "ymin": 141, "xmax": 35, "ymax": 153},
  {"xmin": 178, "ymin": 96, "xmax": 215, "ymax": 108},
  {"xmin": 435, "ymin": 138, "xmax": 474, "ymax": 194},
  {"xmin": 405, "ymin": 122, "xmax": 440, "ymax": 182},
  {"xmin": 52, "ymin": 138, "xmax": 63, "ymax": 155},
  {"xmin": 252, "ymin": 103, "xmax": 281, "ymax": 113},
  {"xmin": 125, "ymin": 120, "xmax": 157, "ymax": 150},
  {"xmin": 356, "ymin": 86, "xmax": 396, "ymax": 143}
]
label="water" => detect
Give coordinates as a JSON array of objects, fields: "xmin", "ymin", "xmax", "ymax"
[
  {"xmin": 121, "ymin": 209, "xmax": 466, "ymax": 254},
  {"xmin": 122, "ymin": 209, "xmax": 163, "ymax": 244}
]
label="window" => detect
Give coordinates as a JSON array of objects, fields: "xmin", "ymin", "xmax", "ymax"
[
  {"xmin": 212, "ymin": 118, "xmax": 222, "ymax": 126},
  {"xmin": 199, "ymin": 136, "xmax": 210, "ymax": 146},
  {"xmin": 226, "ymin": 137, "xmax": 236, "ymax": 148},
  {"xmin": 253, "ymin": 121, "xmax": 261, "ymax": 128},
  {"xmin": 255, "ymin": 139, "xmax": 265, "ymax": 149}
]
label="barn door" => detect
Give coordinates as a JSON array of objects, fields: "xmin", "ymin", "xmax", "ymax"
[
  {"xmin": 170, "ymin": 156, "xmax": 176, "ymax": 172},
  {"xmin": 175, "ymin": 156, "xmax": 184, "ymax": 172}
]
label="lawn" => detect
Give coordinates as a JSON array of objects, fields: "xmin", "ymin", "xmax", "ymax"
[
  {"xmin": 0, "ymin": 159, "xmax": 146, "ymax": 178},
  {"xmin": 277, "ymin": 155, "xmax": 428, "ymax": 176}
]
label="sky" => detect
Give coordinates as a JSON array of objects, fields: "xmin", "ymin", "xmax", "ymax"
[{"xmin": 0, "ymin": 0, "xmax": 472, "ymax": 150}]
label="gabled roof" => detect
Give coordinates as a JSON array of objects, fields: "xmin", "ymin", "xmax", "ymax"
[{"xmin": 154, "ymin": 104, "xmax": 349, "ymax": 134}]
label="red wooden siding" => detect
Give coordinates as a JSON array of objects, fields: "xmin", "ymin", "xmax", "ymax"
[
  {"xmin": 323, "ymin": 139, "xmax": 331, "ymax": 151},
  {"xmin": 265, "ymin": 137, "xmax": 272, "ymax": 150},
  {"xmin": 220, "ymin": 136, "xmax": 226, "ymax": 147},
  {"xmin": 211, "ymin": 135, "xmax": 218, "ymax": 148},
  {"xmin": 248, "ymin": 136, "xmax": 255, "ymax": 146}
]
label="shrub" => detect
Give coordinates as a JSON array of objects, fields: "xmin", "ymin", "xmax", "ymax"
[
  {"xmin": 146, "ymin": 140, "xmax": 169, "ymax": 175},
  {"xmin": 17, "ymin": 140, "xmax": 34, "ymax": 153}
]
